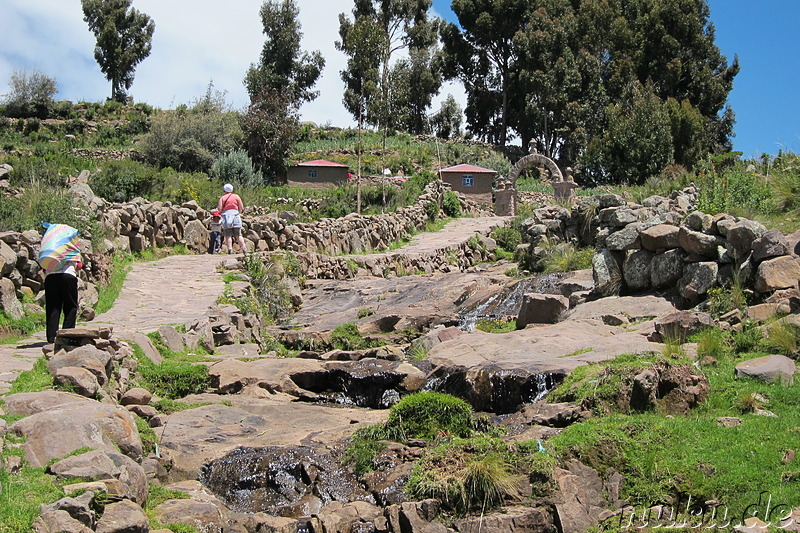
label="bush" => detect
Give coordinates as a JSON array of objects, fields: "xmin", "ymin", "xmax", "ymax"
[
  {"xmin": 89, "ymin": 159, "xmax": 162, "ymax": 202},
  {"xmin": 491, "ymin": 226, "xmax": 522, "ymax": 253},
  {"xmin": 425, "ymin": 200, "xmax": 439, "ymax": 222},
  {"xmin": 442, "ymin": 190, "xmax": 461, "ymax": 217},
  {"xmin": 2, "ymin": 69, "xmax": 58, "ymax": 118},
  {"xmin": 330, "ymin": 323, "xmax": 369, "ymax": 350},
  {"xmin": 211, "ymin": 150, "xmax": 263, "ymax": 189},
  {"xmin": 138, "ymin": 91, "xmax": 241, "ymax": 173}
]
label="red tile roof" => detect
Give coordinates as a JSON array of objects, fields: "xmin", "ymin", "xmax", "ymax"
[
  {"xmin": 295, "ymin": 159, "xmax": 349, "ymax": 168},
  {"xmin": 440, "ymin": 164, "xmax": 496, "ymax": 173}
]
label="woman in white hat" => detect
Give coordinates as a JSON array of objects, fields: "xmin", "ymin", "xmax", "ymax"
[{"xmin": 216, "ymin": 183, "xmax": 248, "ymax": 254}]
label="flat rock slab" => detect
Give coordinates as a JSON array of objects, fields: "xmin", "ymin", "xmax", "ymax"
[
  {"xmin": 9, "ymin": 399, "xmax": 143, "ymax": 467},
  {"xmin": 295, "ymin": 263, "xmax": 513, "ymax": 332},
  {"xmin": 427, "ymin": 318, "xmax": 665, "ymax": 375},
  {"xmin": 157, "ymin": 401, "xmax": 388, "ymax": 483}
]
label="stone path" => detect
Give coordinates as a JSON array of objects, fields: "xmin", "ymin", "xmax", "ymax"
[
  {"xmin": 0, "ymin": 216, "xmax": 510, "ymax": 394},
  {"xmin": 0, "ymin": 253, "xmax": 228, "ymax": 394},
  {"xmin": 398, "ymin": 216, "xmax": 512, "ymax": 252}
]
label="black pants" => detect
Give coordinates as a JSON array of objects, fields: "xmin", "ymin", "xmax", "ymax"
[{"xmin": 45, "ymin": 273, "xmax": 78, "ymax": 343}]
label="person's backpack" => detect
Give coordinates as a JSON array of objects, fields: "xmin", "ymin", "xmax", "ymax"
[{"xmin": 38, "ymin": 222, "xmax": 82, "ymax": 273}]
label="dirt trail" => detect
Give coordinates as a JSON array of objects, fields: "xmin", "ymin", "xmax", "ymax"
[{"xmin": 0, "ymin": 216, "xmax": 508, "ymax": 394}]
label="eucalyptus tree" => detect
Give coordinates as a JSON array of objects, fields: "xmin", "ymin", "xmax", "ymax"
[
  {"xmin": 338, "ymin": 0, "xmax": 438, "ymax": 211},
  {"xmin": 81, "ymin": 0, "xmax": 155, "ymax": 102},
  {"xmin": 243, "ymin": 0, "xmax": 324, "ymax": 183},
  {"xmin": 244, "ymin": 0, "xmax": 325, "ymax": 106},
  {"xmin": 440, "ymin": 0, "xmax": 531, "ymax": 146},
  {"xmin": 387, "ymin": 45, "xmax": 443, "ymax": 134},
  {"xmin": 336, "ymin": 13, "xmax": 384, "ymax": 213}
]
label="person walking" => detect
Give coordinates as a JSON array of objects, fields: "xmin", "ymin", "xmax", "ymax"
[
  {"xmin": 217, "ymin": 183, "xmax": 248, "ymax": 254},
  {"xmin": 38, "ymin": 222, "xmax": 82, "ymax": 344}
]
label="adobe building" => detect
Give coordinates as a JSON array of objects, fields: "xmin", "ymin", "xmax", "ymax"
[
  {"xmin": 439, "ymin": 164, "xmax": 496, "ymax": 205},
  {"xmin": 287, "ymin": 159, "xmax": 350, "ymax": 189}
]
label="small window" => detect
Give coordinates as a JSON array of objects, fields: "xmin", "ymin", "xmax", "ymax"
[
  {"xmin": 462, "ymin": 175, "xmax": 474, "ymax": 187},
  {"xmin": 308, "ymin": 170, "xmax": 317, "ymax": 178}
]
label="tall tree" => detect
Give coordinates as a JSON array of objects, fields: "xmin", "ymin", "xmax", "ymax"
[
  {"xmin": 336, "ymin": 13, "xmax": 384, "ymax": 213},
  {"xmin": 244, "ymin": 0, "xmax": 325, "ymax": 106},
  {"xmin": 440, "ymin": 0, "xmax": 531, "ymax": 146},
  {"xmin": 341, "ymin": 0, "xmax": 439, "ymax": 129},
  {"xmin": 241, "ymin": 87, "xmax": 300, "ymax": 183},
  {"xmin": 81, "ymin": 0, "xmax": 155, "ymax": 102},
  {"xmin": 387, "ymin": 45, "xmax": 443, "ymax": 134}
]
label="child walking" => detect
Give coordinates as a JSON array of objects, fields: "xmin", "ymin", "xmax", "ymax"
[{"xmin": 208, "ymin": 211, "xmax": 222, "ymax": 254}]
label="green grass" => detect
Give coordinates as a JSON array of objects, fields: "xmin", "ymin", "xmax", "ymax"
[
  {"xmin": 95, "ymin": 253, "xmax": 134, "ymax": 315},
  {"xmin": 9, "ymin": 357, "xmax": 52, "ymax": 394},
  {"xmin": 475, "ymin": 318, "xmax": 517, "ymax": 334},
  {"xmin": 548, "ymin": 348, "xmax": 800, "ymax": 518},
  {"xmin": 0, "ymin": 455, "xmax": 65, "ymax": 532},
  {"xmin": 0, "ymin": 310, "xmax": 46, "ymax": 344},
  {"xmin": 132, "ymin": 343, "xmax": 211, "ymax": 400}
]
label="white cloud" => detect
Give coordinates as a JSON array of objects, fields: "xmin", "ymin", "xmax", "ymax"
[{"xmin": 0, "ymin": 1, "xmax": 467, "ymax": 130}]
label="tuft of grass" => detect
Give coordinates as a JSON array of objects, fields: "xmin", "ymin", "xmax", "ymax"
[
  {"xmin": 329, "ymin": 322, "xmax": 383, "ymax": 350},
  {"xmin": 475, "ymin": 318, "xmax": 517, "ymax": 334},
  {"xmin": 135, "ymin": 416, "xmax": 158, "ymax": 456},
  {"xmin": 764, "ymin": 321, "xmax": 799, "ymax": 357},
  {"xmin": 133, "ymin": 344, "xmax": 210, "ymax": 400},
  {"xmin": 661, "ymin": 333, "xmax": 687, "ymax": 358},
  {"xmin": 541, "ymin": 242, "xmax": 594, "ymax": 274},
  {"xmin": 405, "ymin": 435, "xmax": 551, "ymax": 514},
  {"xmin": 9, "ymin": 357, "xmax": 52, "ymax": 394},
  {"xmin": 693, "ymin": 327, "xmax": 730, "ymax": 360},
  {"xmin": 151, "ymin": 399, "xmax": 214, "ymax": 414}
]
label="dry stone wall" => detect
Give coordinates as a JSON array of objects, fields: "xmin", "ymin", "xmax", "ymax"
[
  {"xmin": 520, "ymin": 185, "xmax": 800, "ymax": 304},
  {"xmin": 0, "ymin": 178, "xmax": 493, "ymax": 317}
]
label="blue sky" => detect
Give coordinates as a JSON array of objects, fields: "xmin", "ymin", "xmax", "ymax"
[
  {"xmin": 1, "ymin": 1, "xmax": 796, "ymax": 159},
  {"xmin": 432, "ymin": 0, "xmax": 800, "ymax": 159}
]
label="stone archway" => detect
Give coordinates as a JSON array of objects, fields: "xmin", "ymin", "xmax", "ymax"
[
  {"xmin": 508, "ymin": 151, "xmax": 563, "ymax": 189},
  {"xmin": 495, "ymin": 149, "xmax": 565, "ymax": 216}
]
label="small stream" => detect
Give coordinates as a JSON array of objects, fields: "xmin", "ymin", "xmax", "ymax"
[{"xmin": 458, "ymin": 272, "xmax": 571, "ymax": 331}]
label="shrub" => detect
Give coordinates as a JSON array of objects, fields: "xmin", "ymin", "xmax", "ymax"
[
  {"xmin": 138, "ymin": 91, "xmax": 240, "ymax": 173},
  {"xmin": 491, "ymin": 226, "xmax": 522, "ymax": 253},
  {"xmin": 89, "ymin": 159, "xmax": 160, "ymax": 202},
  {"xmin": 424, "ymin": 200, "xmax": 439, "ymax": 222},
  {"xmin": 442, "ymin": 190, "xmax": 461, "ymax": 217},
  {"xmin": 237, "ymin": 253, "xmax": 293, "ymax": 325},
  {"xmin": 211, "ymin": 150, "xmax": 263, "ymax": 189},
  {"xmin": 330, "ymin": 323, "xmax": 369, "ymax": 350},
  {"xmin": 2, "ymin": 69, "xmax": 58, "ymax": 118}
]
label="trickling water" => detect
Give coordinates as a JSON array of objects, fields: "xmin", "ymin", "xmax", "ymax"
[
  {"xmin": 458, "ymin": 273, "xmax": 569, "ymax": 331},
  {"xmin": 423, "ymin": 366, "xmax": 564, "ymax": 414}
]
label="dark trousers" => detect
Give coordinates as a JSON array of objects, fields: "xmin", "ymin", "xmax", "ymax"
[
  {"xmin": 208, "ymin": 231, "xmax": 221, "ymax": 254},
  {"xmin": 45, "ymin": 273, "xmax": 78, "ymax": 343}
]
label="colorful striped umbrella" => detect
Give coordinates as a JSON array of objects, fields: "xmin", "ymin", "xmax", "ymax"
[{"xmin": 38, "ymin": 222, "xmax": 82, "ymax": 273}]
